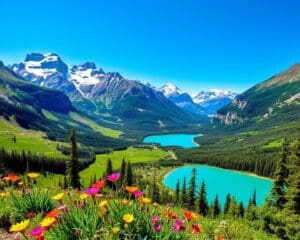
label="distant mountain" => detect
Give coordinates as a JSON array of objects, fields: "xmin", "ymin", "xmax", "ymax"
[
  {"xmin": 12, "ymin": 53, "xmax": 204, "ymax": 133},
  {"xmin": 193, "ymin": 89, "xmax": 237, "ymax": 114},
  {"xmin": 213, "ymin": 64, "xmax": 300, "ymax": 127},
  {"xmin": 158, "ymin": 83, "xmax": 207, "ymax": 116}
]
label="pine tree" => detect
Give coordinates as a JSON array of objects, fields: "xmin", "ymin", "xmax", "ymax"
[
  {"xmin": 270, "ymin": 137, "xmax": 289, "ymax": 209},
  {"xmin": 66, "ymin": 128, "xmax": 81, "ymax": 189},
  {"xmin": 187, "ymin": 168, "xmax": 197, "ymax": 209},
  {"xmin": 251, "ymin": 189, "xmax": 257, "ymax": 206},
  {"xmin": 181, "ymin": 177, "xmax": 187, "ymax": 207},
  {"xmin": 237, "ymin": 202, "xmax": 245, "ymax": 217},
  {"xmin": 105, "ymin": 158, "xmax": 113, "ymax": 188},
  {"xmin": 197, "ymin": 180, "xmax": 209, "ymax": 216},
  {"xmin": 228, "ymin": 197, "xmax": 238, "ymax": 217},
  {"xmin": 224, "ymin": 193, "xmax": 231, "ymax": 214},
  {"xmin": 211, "ymin": 194, "xmax": 221, "ymax": 217},
  {"xmin": 175, "ymin": 179, "xmax": 180, "ymax": 204},
  {"xmin": 151, "ymin": 173, "xmax": 160, "ymax": 203},
  {"xmin": 120, "ymin": 157, "xmax": 126, "ymax": 186},
  {"xmin": 125, "ymin": 161, "xmax": 133, "ymax": 186},
  {"xmin": 284, "ymin": 139, "xmax": 300, "ymax": 215}
]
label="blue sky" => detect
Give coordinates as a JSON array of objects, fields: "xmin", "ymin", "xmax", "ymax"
[{"xmin": 1, "ymin": 0, "xmax": 300, "ymax": 94}]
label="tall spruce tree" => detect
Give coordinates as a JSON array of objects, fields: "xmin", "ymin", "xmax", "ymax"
[
  {"xmin": 251, "ymin": 189, "xmax": 257, "ymax": 206},
  {"xmin": 197, "ymin": 180, "xmax": 209, "ymax": 216},
  {"xmin": 228, "ymin": 197, "xmax": 238, "ymax": 216},
  {"xmin": 237, "ymin": 202, "xmax": 245, "ymax": 217},
  {"xmin": 284, "ymin": 139, "xmax": 300, "ymax": 215},
  {"xmin": 66, "ymin": 128, "xmax": 81, "ymax": 189},
  {"xmin": 224, "ymin": 193, "xmax": 231, "ymax": 214},
  {"xmin": 181, "ymin": 177, "xmax": 187, "ymax": 207},
  {"xmin": 175, "ymin": 179, "xmax": 180, "ymax": 204},
  {"xmin": 125, "ymin": 161, "xmax": 133, "ymax": 186},
  {"xmin": 187, "ymin": 168, "xmax": 197, "ymax": 209},
  {"xmin": 151, "ymin": 173, "xmax": 160, "ymax": 203},
  {"xmin": 105, "ymin": 158, "xmax": 113, "ymax": 188},
  {"xmin": 120, "ymin": 158, "xmax": 126, "ymax": 186},
  {"xmin": 270, "ymin": 137, "xmax": 289, "ymax": 209},
  {"xmin": 211, "ymin": 194, "xmax": 221, "ymax": 217}
]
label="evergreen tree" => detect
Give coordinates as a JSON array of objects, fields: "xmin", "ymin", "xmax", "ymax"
[
  {"xmin": 151, "ymin": 173, "xmax": 160, "ymax": 203},
  {"xmin": 175, "ymin": 179, "xmax": 180, "ymax": 204},
  {"xmin": 284, "ymin": 139, "xmax": 300, "ymax": 215},
  {"xmin": 211, "ymin": 194, "xmax": 221, "ymax": 217},
  {"xmin": 120, "ymin": 157, "xmax": 126, "ymax": 186},
  {"xmin": 66, "ymin": 128, "xmax": 81, "ymax": 189},
  {"xmin": 228, "ymin": 197, "xmax": 238, "ymax": 216},
  {"xmin": 187, "ymin": 168, "xmax": 197, "ymax": 209},
  {"xmin": 270, "ymin": 138, "xmax": 289, "ymax": 209},
  {"xmin": 251, "ymin": 189, "xmax": 257, "ymax": 206},
  {"xmin": 105, "ymin": 158, "xmax": 113, "ymax": 188},
  {"xmin": 237, "ymin": 202, "xmax": 245, "ymax": 217},
  {"xmin": 125, "ymin": 161, "xmax": 133, "ymax": 186},
  {"xmin": 197, "ymin": 180, "xmax": 209, "ymax": 216},
  {"xmin": 224, "ymin": 193, "xmax": 231, "ymax": 214},
  {"xmin": 181, "ymin": 177, "xmax": 187, "ymax": 207}
]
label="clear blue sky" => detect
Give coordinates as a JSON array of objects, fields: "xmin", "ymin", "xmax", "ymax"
[{"xmin": 1, "ymin": 0, "xmax": 300, "ymax": 94}]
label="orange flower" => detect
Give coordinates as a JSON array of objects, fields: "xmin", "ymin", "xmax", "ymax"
[
  {"xmin": 184, "ymin": 210, "xmax": 197, "ymax": 221},
  {"xmin": 46, "ymin": 209, "xmax": 60, "ymax": 218},
  {"xmin": 119, "ymin": 199, "xmax": 128, "ymax": 205},
  {"xmin": 215, "ymin": 236, "xmax": 225, "ymax": 240},
  {"xmin": 140, "ymin": 197, "xmax": 151, "ymax": 204},
  {"xmin": 125, "ymin": 186, "xmax": 138, "ymax": 193},
  {"xmin": 163, "ymin": 209, "xmax": 177, "ymax": 219},
  {"xmin": 92, "ymin": 180, "xmax": 105, "ymax": 189},
  {"xmin": 99, "ymin": 209, "xmax": 107, "ymax": 217},
  {"xmin": 8, "ymin": 173, "xmax": 20, "ymax": 183},
  {"xmin": 192, "ymin": 224, "xmax": 201, "ymax": 234}
]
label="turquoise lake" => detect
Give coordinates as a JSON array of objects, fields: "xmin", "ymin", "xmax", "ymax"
[
  {"xmin": 143, "ymin": 133, "xmax": 201, "ymax": 148},
  {"xmin": 164, "ymin": 165, "xmax": 273, "ymax": 207}
]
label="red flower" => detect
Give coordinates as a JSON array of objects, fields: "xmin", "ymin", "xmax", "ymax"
[
  {"xmin": 92, "ymin": 180, "xmax": 105, "ymax": 189},
  {"xmin": 184, "ymin": 210, "xmax": 196, "ymax": 221},
  {"xmin": 46, "ymin": 209, "xmax": 60, "ymax": 218},
  {"xmin": 192, "ymin": 224, "xmax": 201, "ymax": 234},
  {"xmin": 8, "ymin": 173, "xmax": 20, "ymax": 182}
]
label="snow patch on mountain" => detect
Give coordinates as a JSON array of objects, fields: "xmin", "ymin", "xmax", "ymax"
[
  {"xmin": 193, "ymin": 89, "xmax": 237, "ymax": 104},
  {"xmin": 158, "ymin": 83, "xmax": 184, "ymax": 97}
]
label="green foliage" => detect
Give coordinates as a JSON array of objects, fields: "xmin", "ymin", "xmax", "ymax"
[
  {"xmin": 124, "ymin": 161, "xmax": 133, "ymax": 186},
  {"xmin": 175, "ymin": 179, "xmax": 180, "ymax": 204},
  {"xmin": 223, "ymin": 193, "xmax": 231, "ymax": 214},
  {"xmin": 187, "ymin": 168, "xmax": 196, "ymax": 210},
  {"xmin": 197, "ymin": 180, "xmax": 209, "ymax": 216},
  {"xmin": 211, "ymin": 194, "xmax": 221, "ymax": 217},
  {"xmin": 180, "ymin": 177, "xmax": 187, "ymax": 208}
]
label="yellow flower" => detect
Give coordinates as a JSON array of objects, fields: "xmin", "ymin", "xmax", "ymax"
[
  {"xmin": 52, "ymin": 193, "xmax": 64, "ymax": 201},
  {"xmin": 18, "ymin": 182, "xmax": 24, "ymax": 187},
  {"xmin": 119, "ymin": 199, "xmax": 128, "ymax": 205},
  {"xmin": 124, "ymin": 223, "xmax": 129, "ymax": 229},
  {"xmin": 153, "ymin": 202, "xmax": 159, "ymax": 207},
  {"xmin": 123, "ymin": 213, "xmax": 134, "ymax": 224},
  {"xmin": 80, "ymin": 193, "xmax": 89, "ymax": 200},
  {"xmin": 27, "ymin": 172, "xmax": 40, "ymax": 179},
  {"xmin": 99, "ymin": 200, "xmax": 109, "ymax": 208},
  {"xmin": 40, "ymin": 217, "xmax": 56, "ymax": 228},
  {"xmin": 112, "ymin": 226, "xmax": 120, "ymax": 234},
  {"xmin": 140, "ymin": 197, "xmax": 151, "ymax": 204},
  {"xmin": 9, "ymin": 219, "xmax": 30, "ymax": 233},
  {"xmin": 0, "ymin": 192, "xmax": 9, "ymax": 198}
]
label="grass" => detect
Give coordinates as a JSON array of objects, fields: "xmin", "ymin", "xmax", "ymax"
[
  {"xmin": 80, "ymin": 147, "xmax": 172, "ymax": 186},
  {"xmin": 0, "ymin": 117, "xmax": 64, "ymax": 157},
  {"xmin": 69, "ymin": 112, "xmax": 123, "ymax": 138}
]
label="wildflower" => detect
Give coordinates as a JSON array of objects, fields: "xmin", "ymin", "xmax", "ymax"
[
  {"xmin": 173, "ymin": 219, "xmax": 185, "ymax": 232},
  {"xmin": 153, "ymin": 202, "xmax": 159, "ymax": 207},
  {"xmin": 151, "ymin": 215, "xmax": 159, "ymax": 223},
  {"xmin": 192, "ymin": 224, "xmax": 201, "ymax": 234},
  {"xmin": 7, "ymin": 173, "xmax": 20, "ymax": 183},
  {"xmin": 29, "ymin": 226, "xmax": 43, "ymax": 237},
  {"xmin": 112, "ymin": 226, "xmax": 120, "ymax": 234},
  {"xmin": 57, "ymin": 205, "xmax": 68, "ymax": 212},
  {"xmin": 184, "ymin": 210, "xmax": 197, "ymax": 221},
  {"xmin": 0, "ymin": 192, "xmax": 9, "ymax": 198},
  {"xmin": 26, "ymin": 212, "xmax": 37, "ymax": 219},
  {"xmin": 74, "ymin": 230, "xmax": 81, "ymax": 238},
  {"xmin": 92, "ymin": 180, "xmax": 105, "ymax": 189},
  {"xmin": 119, "ymin": 198, "xmax": 128, "ymax": 205},
  {"xmin": 52, "ymin": 193, "xmax": 64, "ymax": 201},
  {"xmin": 140, "ymin": 197, "xmax": 151, "ymax": 204},
  {"xmin": 123, "ymin": 213, "xmax": 134, "ymax": 224},
  {"xmin": 80, "ymin": 193, "xmax": 89, "ymax": 200},
  {"xmin": 40, "ymin": 217, "xmax": 56, "ymax": 229},
  {"xmin": 167, "ymin": 202, "xmax": 174, "ymax": 207},
  {"xmin": 215, "ymin": 236, "xmax": 225, "ymax": 240},
  {"xmin": 163, "ymin": 209, "xmax": 177, "ymax": 219},
  {"xmin": 125, "ymin": 186, "xmax": 138, "ymax": 193},
  {"xmin": 99, "ymin": 200, "xmax": 109, "ymax": 208},
  {"xmin": 106, "ymin": 173, "xmax": 120, "ymax": 183},
  {"xmin": 10, "ymin": 219, "xmax": 30, "ymax": 233},
  {"xmin": 27, "ymin": 172, "xmax": 40, "ymax": 179},
  {"xmin": 85, "ymin": 187, "xmax": 99, "ymax": 195},
  {"xmin": 18, "ymin": 182, "xmax": 24, "ymax": 187},
  {"xmin": 124, "ymin": 224, "xmax": 129, "ymax": 229},
  {"xmin": 99, "ymin": 209, "xmax": 107, "ymax": 217},
  {"xmin": 46, "ymin": 209, "xmax": 60, "ymax": 218},
  {"xmin": 133, "ymin": 190, "xmax": 143, "ymax": 198},
  {"xmin": 153, "ymin": 223, "xmax": 162, "ymax": 232}
]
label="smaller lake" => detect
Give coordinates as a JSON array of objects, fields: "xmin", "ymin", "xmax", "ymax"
[
  {"xmin": 143, "ymin": 133, "xmax": 201, "ymax": 148},
  {"xmin": 164, "ymin": 165, "xmax": 273, "ymax": 207}
]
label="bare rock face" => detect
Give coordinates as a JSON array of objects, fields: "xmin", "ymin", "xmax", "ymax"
[{"xmin": 214, "ymin": 112, "xmax": 244, "ymax": 125}]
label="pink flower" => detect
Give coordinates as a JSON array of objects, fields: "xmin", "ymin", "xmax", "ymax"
[
  {"xmin": 151, "ymin": 215, "xmax": 159, "ymax": 223},
  {"xmin": 106, "ymin": 173, "xmax": 120, "ymax": 183},
  {"xmin": 57, "ymin": 205, "xmax": 68, "ymax": 212},
  {"xmin": 133, "ymin": 190, "xmax": 143, "ymax": 198},
  {"xmin": 85, "ymin": 187, "xmax": 99, "ymax": 195},
  {"xmin": 153, "ymin": 223, "xmax": 162, "ymax": 232},
  {"xmin": 29, "ymin": 226, "xmax": 43, "ymax": 236},
  {"xmin": 173, "ymin": 219, "xmax": 185, "ymax": 232}
]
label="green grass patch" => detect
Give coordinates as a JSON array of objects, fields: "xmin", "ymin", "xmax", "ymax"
[{"xmin": 69, "ymin": 112, "xmax": 123, "ymax": 139}]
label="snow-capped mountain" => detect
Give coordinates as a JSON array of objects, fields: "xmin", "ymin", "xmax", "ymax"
[
  {"xmin": 11, "ymin": 53, "xmax": 204, "ymax": 129},
  {"xmin": 193, "ymin": 89, "xmax": 238, "ymax": 114},
  {"xmin": 158, "ymin": 83, "xmax": 207, "ymax": 116}
]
